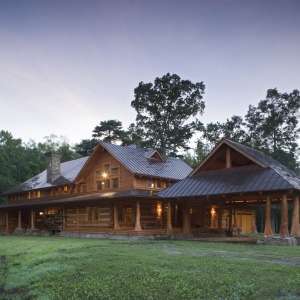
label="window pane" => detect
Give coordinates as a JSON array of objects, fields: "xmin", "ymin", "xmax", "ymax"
[
  {"xmin": 104, "ymin": 179, "xmax": 110, "ymax": 189},
  {"xmin": 111, "ymin": 167, "xmax": 119, "ymax": 175},
  {"xmin": 95, "ymin": 171, "xmax": 101, "ymax": 178},
  {"xmin": 112, "ymin": 178, "xmax": 119, "ymax": 189},
  {"xmin": 103, "ymin": 164, "xmax": 110, "ymax": 174},
  {"xmin": 96, "ymin": 181, "xmax": 102, "ymax": 191}
]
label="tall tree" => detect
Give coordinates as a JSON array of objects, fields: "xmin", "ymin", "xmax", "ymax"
[
  {"xmin": 74, "ymin": 138, "xmax": 99, "ymax": 157},
  {"xmin": 131, "ymin": 73, "xmax": 205, "ymax": 156},
  {"xmin": 92, "ymin": 120, "xmax": 124, "ymax": 144},
  {"xmin": 245, "ymin": 88, "xmax": 300, "ymax": 158}
]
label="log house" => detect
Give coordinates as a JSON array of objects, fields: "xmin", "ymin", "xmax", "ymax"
[{"xmin": 1, "ymin": 139, "xmax": 300, "ymax": 238}]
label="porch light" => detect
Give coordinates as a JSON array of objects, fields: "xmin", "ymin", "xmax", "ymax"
[
  {"xmin": 157, "ymin": 203, "xmax": 162, "ymax": 217},
  {"xmin": 103, "ymin": 173, "xmax": 107, "ymax": 178},
  {"xmin": 39, "ymin": 212, "xmax": 44, "ymax": 215},
  {"xmin": 211, "ymin": 206, "xmax": 216, "ymax": 219}
]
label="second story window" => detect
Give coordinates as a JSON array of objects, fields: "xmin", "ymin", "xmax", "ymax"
[{"xmin": 95, "ymin": 164, "xmax": 119, "ymax": 191}]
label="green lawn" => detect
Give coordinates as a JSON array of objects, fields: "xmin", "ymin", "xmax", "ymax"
[{"xmin": 0, "ymin": 236, "xmax": 300, "ymax": 300}]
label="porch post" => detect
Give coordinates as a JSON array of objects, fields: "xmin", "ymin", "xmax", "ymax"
[
  {"xmin": 264, "ymin": 195, "xmax": 273, "ymax": 236},
  {"xmin": 18, "ymin": 209, "xmax": 22, "ymax": 229},
  {"xmin": 228, "ymin": 205, "xmax": 233, "ymax": 231},
  {"xmin": 279, "ymin": 194, "xmax": 289, "ymax": 237},
  {"xmin": 182, "ymin": 201, "xmax": 191, "ymax": 234},
  {"xmin": 5, "ymin": 211, "xmax": 9, "ymax": 233},
  {"xmin": 113, "ymin": 202, "xmax": 120, "ymax": 230},
  {"xmin": 290, "ymin": 195, "xmax": 300, "ymax": 237},
  {"xmin": 166, "ymin": 201, "xmax": 173, "ymax": 234},
  {"xmin": 30, "ymin": 209, "xmax": 35, "ymax": 229},
  {"xmin": 134, "ymin": 201, "xmax": 142, "ymax": 231},
  {"xmin": 217, "ymin": 203, "xmax": 222, "ymax": 234}
]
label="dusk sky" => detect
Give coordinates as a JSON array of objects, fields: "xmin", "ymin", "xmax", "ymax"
[{"xmin": 1, "ymin": 0, "xmax": 299, "ymax": 148}]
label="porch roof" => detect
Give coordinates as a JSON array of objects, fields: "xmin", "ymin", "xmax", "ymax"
[
  {"xmin": 158, "ymin": 165, "xmax": 299, "ymax": 198},
  {"xmin": 0, "ymin": 189, "xmax": 157, "ymax": 209}
]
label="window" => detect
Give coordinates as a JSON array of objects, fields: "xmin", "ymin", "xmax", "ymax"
[
  {"xmin": 112, "ymin": 178, "xmax": 119, "ymax": 189},
  {"xmin": 63, "ymin": 186, "xmax": 68, "ymax": 193},
  {"xmin": 95, "ymin": 166, "xmax": 119, "ymax": 190},
  {"xmin": 147, "ymin": 180, "xmax": 154, "ymax": 188},
  {"xmin": 103, "ymin": 164, "xmax": 110, "ymax": 174},
  {"xmin": 112, "ymin": 167, "xmax": 119, "ymax": 175},
  {"xmin": 86, "ymin": 207, "xmax": 99, "ymax": 221},
  {"xmin": 104, "ymin": 179, "xmax": 110, "ymax": 189},
  {"xmin": 96, "ymin": 181, "xmax": 102, "ymax": 191},
  {"xmin": 118, "ymin": 206, "xmax": 134, "ymax": 222},
  {"xmin": 156, "ymin": 181, "xmax": 162, "ymax": 189}
]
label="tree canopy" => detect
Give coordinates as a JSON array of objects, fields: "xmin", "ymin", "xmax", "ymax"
[{"xmin": 131, "ymin": 73, "xmax": 205, "ymax": 156}]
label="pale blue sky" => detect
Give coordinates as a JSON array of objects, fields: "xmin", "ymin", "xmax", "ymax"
[{"xmin": 1, "ymin": 0, "xmax": 299, "ymax": 147}]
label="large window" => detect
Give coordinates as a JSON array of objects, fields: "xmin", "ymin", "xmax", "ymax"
[
  {"xmin": 95, "ymin": 164, "xmax": 119, "ymax": 191},
  {"xmin": 118, "ymin": 206, "xmax": 134, "ymax": 222},
  {"xmin": 86, "ymin": 207, "xmax": 99, "ymax": 221}
]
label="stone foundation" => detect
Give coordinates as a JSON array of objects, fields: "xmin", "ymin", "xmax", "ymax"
[
  {"xmin": 257, "ymin": 236, "xmax": 298, "ymax": 246},
  {"xmin": 60, "ymin": 231, "xmax": 194, "ymax": 240},
  {"xmin": 13, "ymin": 228, "xmax": 50, "ymax": 236}
]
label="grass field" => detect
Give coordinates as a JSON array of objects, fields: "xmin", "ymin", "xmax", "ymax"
[{"xmin": 0, "ymin": 236, "xmax": 300, "ymax": 300}]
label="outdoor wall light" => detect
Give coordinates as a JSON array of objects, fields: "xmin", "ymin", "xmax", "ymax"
[
  {"xmin": 156, "ymin": 203, "xmax": 162, "ymax": 217},
  {"xmin": 211, "ymin": 206, "xmax": 216, "ymax": 219}
]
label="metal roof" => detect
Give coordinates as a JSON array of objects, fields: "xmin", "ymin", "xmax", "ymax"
[
  {"xmin": 2, "ymin": 142, "xmax": 192, "ymax": 196},
  {"xmin": 225, "ymin": 139, "xmax": 300, "ymax": 188},
  {"xmin": 100, "ymin": 142, "xmax": 192, "ymax": 180},
  {"xmin": 2, "ymin": 157, "xmax": 89, "ymax": 195},
  {"xmin": 158, "ymin": 165, "xmax": 298, "ymax": 198},
  {"xmin": 159, "ymin": 139, "xmax": 300, "ymax": 198}
]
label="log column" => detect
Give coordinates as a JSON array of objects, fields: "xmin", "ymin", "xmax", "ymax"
[
  {"xmin": 217, "ymin": 203, "xmax": 222, "ymax": 234},
  {"xmin": 134, "ymin": 201, "xmax": 142, "ymax": 231},
  {"xmin": 113, "ymin": 202, "xmax": 120, "ymax": 230},
  {"xmin": 279, "ymin": 194, "xmax": 289, "ymax": 237},
  {"xmin": 30, "ymin": 209, "xmax": 35, "ymax": 229},
  {"xmin": 5, "ymin": 211, "xmax": 9, "ymax": 233},
  {"xmin": 290, "ymin": 195, "xmax": 299, "ymax": 237},
  {"xmin": 18, "ymin": 209, "xmax": 22, "ymax": 229},
  {"xmin": 264, "ymin": 195, "xmax": 273, "ymax": 236},
  {"xmin": 166, "ymin": 201, "xmax": 173, "ymax": 234},
  {"xmin": 182, "ymin": 201, "xmax": 191, "ymax": 233}
]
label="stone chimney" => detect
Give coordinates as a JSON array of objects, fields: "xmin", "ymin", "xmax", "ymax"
[{"xmin": 45, "ymin": 152, "xmax": 62, "ymax": 183}]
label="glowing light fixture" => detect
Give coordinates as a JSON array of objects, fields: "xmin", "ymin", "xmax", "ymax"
[
  {"xmin": 211, "ymin": 206, "xmax": 216, "ymax": 218},
  {"xmin": 156, "ymin": 203, "xmax": 162, "ymax": 217}
]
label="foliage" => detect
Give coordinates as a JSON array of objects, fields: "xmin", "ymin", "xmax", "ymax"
[
  {"xmin": 92, "ymin": 120, "xmax": 124, "ymax": 144},
  {"xmin": 74, "ymin": 138, "xmax": 99, "ymax": 157},
  {"xmin": 182, "ymin": 140, "xmax": 210, "ymax": 168},
  {"xmin": 1, "ymin": 236, "xmax": 300, "ymax": 300},
  {"xmin": 131, "ymin": 73, "xmax": 205, "ymax": 156}
]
